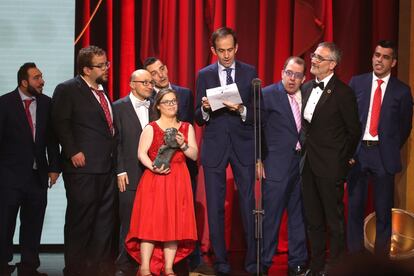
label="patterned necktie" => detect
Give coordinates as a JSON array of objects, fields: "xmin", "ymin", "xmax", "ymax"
[
  {"xmin": 91, "ymin": 87, "xmax": 114, "ymax": 135},
  {"xmin": 369, "ymin": 79, "xmax": 384, "ymax": 137},
  {"xmin": 289, "ymin": 94, "xmax": 301, "ymax": 149},
  {"xmin": 224, "ymin": 68, "xmax": 234, "ymax": 85},
  {"xmin": 23, "ymin": 99, "xmax": 35, "ymax": 139},
  {"xmin": 135, "ymin": 100, "xmax": 150, "ymax": 109}
]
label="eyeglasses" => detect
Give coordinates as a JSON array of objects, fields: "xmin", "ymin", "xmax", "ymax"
[
  {"xmin": 310, "ymin": 53, "xmax": 333, "ymax": 63},
  {"xmin": 132, "ymin": 80, "xmax": 155, "ymax": 86},
  {"xmin": 283, "ymin": 70, "xmax": 304, "ymax": 79},
  {"xmin": 159, "ymin": 99, "xmax": 177, "ymax": 106},
  {"xmin": 90, "ymin": 61, "xmax": 111, "ymax": 70}
]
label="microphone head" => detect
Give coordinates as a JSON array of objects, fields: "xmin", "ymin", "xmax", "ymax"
[{"xmin": 252, "ymin": 78, "xmax": 262, "ymax": 86}]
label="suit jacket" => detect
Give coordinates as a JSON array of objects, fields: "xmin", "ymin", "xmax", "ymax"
[
  {"xmin": 113, "ymin": 95, "xmax": 157, "ymax": 190},
  {"xmin": 262, "ymin": 82, "xmax": 301, "ymax": 181},
  {"xmin": 349, "ymin": 73, "xmax": 413, "ymax": 174},
  {"xmin": 301, "ymin": 74, "xmax": 361, "ymax": 179},
  {"xmin": 194, "ymin": 61, "xmax": 258, "ymax": 167},
  {"xmin": 52, "ymin": 75, "xmax": 116, "ymax": 174},
  {"xmin": 0, "ymin": 89, "xmax": 60, "ymax": 188}
]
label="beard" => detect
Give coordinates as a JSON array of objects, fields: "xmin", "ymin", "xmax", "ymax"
[
  {"xmin": 96, "ymin": 74, "xmax": 108, "ymax": 85},
  {"xmin": 27, "ymin": 84, "xmax": 41, "ymax": 96}
]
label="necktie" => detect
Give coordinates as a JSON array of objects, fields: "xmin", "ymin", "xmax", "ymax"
[
  {"xmin": 23, "ymin": 99, "xmax": 35, "ymax": 139},
  {"xmin": 312, "ymin": 80, "xmax": 324, "ymax": 90},
  {"xmin": 135, "ymin": 100, "xmax": 150, "ymax": 109},
  {"xmin": 369, "ymin": 79, "xmax": 384, "ymax": 137},
  {"xmin": 224, "ymin": 68, "xmax": 234, "ymax": 85},
  {"xmin": 91, "ymin": 87, "xmax": 114, "ymax": 135},
  {"xmin": 289, "ymin": 94, "xmax": 301, "ymax": 149}
]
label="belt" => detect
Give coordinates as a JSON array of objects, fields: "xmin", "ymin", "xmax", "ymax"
[{"xmin": 362, "ymin": 140, "xmax": 379, "ymax": 147}]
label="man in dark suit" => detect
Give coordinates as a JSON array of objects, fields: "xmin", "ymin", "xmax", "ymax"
[
  {"xmin": 260, "ymin": 57, "xmax": 308, "ymax": 276},
  {"xmin": 0, "ymin": 63, "xmax": 60, "ymax": 276},
  {"xmin": 113, "ymin": 69, "xmax": 156, "ymax": 276},
  {"xmin": 194, "ymin": 27, "xmax": 258, "ymax": 275},
  {"xmin": 301, "ymin": 42, "xmax": 361, "ymax": 275},
  {"xmin": 52, "ymin": 46, "xmax": 117, "ymax": 276},
  {"xmin": 347, "ymin": 40, "xmax": 413, "ymax": 257}
]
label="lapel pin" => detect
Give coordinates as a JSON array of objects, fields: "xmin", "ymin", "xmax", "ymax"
[{"xmin": 327, "ymin": 89, "xmax": 332, "ymax": 94}]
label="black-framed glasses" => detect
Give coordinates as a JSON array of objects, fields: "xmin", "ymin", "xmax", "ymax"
[
  {"xmin": 310, "ymin": 53, "xmax": 333, "ymax": 63},
  {"xmin": 90, "ymin": 61, "xmax": 111, "ymax": 70},
  {"xmin": 132, "ymin": 80, "xmax": 155, "ymax": 86},
  {"xmin": 283, "ymin": 70, "xmax": 304, "ymax": 79},
  {"xmin": 160, "ymin": 99, "xmax": 177, "ymax": 106}
]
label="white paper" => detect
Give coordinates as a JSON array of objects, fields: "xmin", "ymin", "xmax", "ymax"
[{"xmin": 206, "ymin": 83, "xmax": 243, "ymax": 111}]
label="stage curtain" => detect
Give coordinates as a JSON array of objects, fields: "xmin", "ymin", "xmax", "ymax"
[{"xmin": 75, "ymin": 0, "xmax": 399, "ymax": 258}]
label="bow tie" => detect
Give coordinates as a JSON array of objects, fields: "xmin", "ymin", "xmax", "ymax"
[
  {"xmin": 135, "ymin": 100, "xmax": 150, "ymax": 109},
  {"xmin": 312, "ymin": 81, "xmax": 324, "ymax": 90}
]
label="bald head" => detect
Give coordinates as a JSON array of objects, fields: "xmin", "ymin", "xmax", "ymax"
[{"xmin": 129, "ymin": 69, "xmax": 154, "ymax": 100}]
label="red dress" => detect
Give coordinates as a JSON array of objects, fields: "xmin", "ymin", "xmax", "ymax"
[{"xmin": 125, "ymin": 121, "xmax": 197, "ymax": 275}]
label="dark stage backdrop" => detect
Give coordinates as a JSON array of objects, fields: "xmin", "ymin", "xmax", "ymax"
[{"xmin": 75, "ymin": 0, "xmax": 399, "ymax": 254}]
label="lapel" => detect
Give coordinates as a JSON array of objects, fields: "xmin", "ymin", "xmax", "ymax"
[
  {"xmin": 34, "ymin": 95, "xmax": 44, "ymax": 143},
  {"xmin": 149, "ymin": 100, "xmax": 157, "ymax": 122},
  {"xmin": 301, "ymin": 82, "xmax": 312, "ymax": 114},
  {"xmin": 76, "ymin": 76, "xmax": 108, "ymax": 124},
  {"xmin": 312, "ymin": 74, "xmax": 337, "ymax": 121},
  {"xmin": 123, "ymin": 96, "xmax": 142, "ymax": 131},
  {"xmin": 379, "ymin": 76, "xmax": 395, "ymax": 126},
  {"xmin": 12, "ymin": 89, "xmax": 35, "ymax": 141},
  {"xmin": 359, "ymin": 74, "xmax": 373, "ymax": 131},
  {"xmin": 210, "ymin": 63, "xmax": 221, "ymax": 87},
  {"xmin": 277, "ymin": 82, "xmax": 298, "ymax": 133}
]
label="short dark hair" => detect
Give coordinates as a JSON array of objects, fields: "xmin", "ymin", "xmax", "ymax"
[
  {"xmin": 283, "ymin": 56, "xmax": 306, "ymax": 73},
  {"xmin": 143, "ymin": 57, "xmax": 159, "ymax": 69},
  {"xmin": 77, "ymin": 45, "xmax": 106, "ymax": 75},
  {"xmin": 17, "ymin": 62, "xmax": 37, "ymax": 86},
  {"xmin": 211, "ymin": 27, "xmax": 238, "ymax": 49},
  {"xmin": 317, "ymin": 41, "xmax": 342, "ymax": 64},
  {"xmin": 377, "ymin": 40, "xmax": 398, "ymax": 59},
  {"xmin": 153, "ymin": 88, "xmax": 179, "ymax": 120}
]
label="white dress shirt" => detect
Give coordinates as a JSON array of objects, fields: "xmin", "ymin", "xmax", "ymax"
[
  {"xmin": 303, "ymin": 73, "xmax": 334, "ymax": 123},
  {"xmin": 129, "ymin": 92, "xmax": 150, "ymax": 128}
]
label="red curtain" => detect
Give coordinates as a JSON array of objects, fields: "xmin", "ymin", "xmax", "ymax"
[{"xmin": 75, "ymin": 0, "xmax": 399, "ymax": 257}]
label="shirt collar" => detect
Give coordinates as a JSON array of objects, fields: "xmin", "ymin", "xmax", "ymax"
[
  {"xmin": 129, "ymin": 92, "xmax": 148, "ymax": 103},
  {"xmin": 372, "ymin": 72, "xmax": 391, "ymax": 85},
  {"xmin": 315, "ymin": 72, "xmax": 334, "ymax": 85},
  {"xmin": 218, "ymin": 61, "xmax": 236, "ymax": 72},
  {"xmin": 153, "ymin": 83, "xmax": 172, "ymax": 93},
  {"xmin": 80, "ymin": 75, "xmax": 104, "ymax": 91},
  {"xmin": 18, "ymin": 88, "xmax": 36, "ymax": 101}
]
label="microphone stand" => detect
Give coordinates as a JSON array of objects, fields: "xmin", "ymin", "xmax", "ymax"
[{"xmin": 252, "ymin": 78, "xmax": 264, "ymax": 276}]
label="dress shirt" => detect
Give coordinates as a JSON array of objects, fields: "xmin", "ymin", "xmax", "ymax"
[
  {"xmin": 201, "ymin": 62, "xmax": 247, "ymax": 121},
  {"xmin": 19, "ymin": 89, "xmax": 37, "ymax": 169},
  {"xmin": 80, "ymin": 75, "xmax": 113, "ymax": 119},
  {"xmin": 303, "ymin": 73, "xmax": 334, "ymax": 123},
  {"xmin": 362, "ymin": 73, "xmax": 390, "ymax": 141},
  {"xmin": 129, "ymin": 92, "xmax": 150, "ymax": 129}
]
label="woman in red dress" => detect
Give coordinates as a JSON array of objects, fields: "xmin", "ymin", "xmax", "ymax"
[{"xmin": 125, "ymin": 88, "xmax": 198, "ymax": 276}]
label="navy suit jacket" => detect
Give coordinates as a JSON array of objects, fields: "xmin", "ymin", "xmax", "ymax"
[
  {"xmin": 113, "ymin": 95, "xmax": 157, "ymax": 190},
  {"xmin": 195, "ymin": 61, "xmax": 258, "ymax": 167},
  {"xmin": 0, "ymin": 89, "xmax": 60, "ymax": 188},
  {"xmin": 349, "ymin": 73, "xmax": 413, "ymax": 174},
  {"xmin": 52, "ymin": 75, "xmax": 117, "ymax": 174},
  {"xmin": 262, "ymin": 82, "xmax": 301, "ymax": 181}
]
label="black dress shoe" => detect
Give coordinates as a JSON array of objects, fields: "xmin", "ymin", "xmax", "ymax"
[
  {"xmin": 215, "ymin": 272, "xmax": 230, "ymax": 276},
  {"xmin": 304, "ymin": 269, "xmax": 327, "ymax": 276},
  {"xmin": 0, "ymin": 264, "xmax": 16, "ymax": 276},
  {"xmin": 288, "ymin": 265, "xmax": 307, "ymax": 276},
  {"xmin": 114, "ymin": 269, "xmax": 127, "ymax": 276}
]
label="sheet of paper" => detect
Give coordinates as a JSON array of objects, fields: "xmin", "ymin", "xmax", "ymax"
[{"xmin": 206, "ymin": 83, "xmax": 243, "ymax": 111}]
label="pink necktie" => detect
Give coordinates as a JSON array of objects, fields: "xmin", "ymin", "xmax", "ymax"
[
  {"xmin": 91, "ymin": 88, "xmax": 114, "ymax": 135},
  {"xmin": 23, "ymin": 99, "xmax": 35, "ymax": 139},
  {"xmin": 289, "ymin": 94, "xmax": 301, "ymax": 149}
]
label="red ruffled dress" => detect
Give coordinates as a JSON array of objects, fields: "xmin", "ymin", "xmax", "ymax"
[{"xmin": 125, "ymin": 121, "xmax": 197, "ymax": 275}]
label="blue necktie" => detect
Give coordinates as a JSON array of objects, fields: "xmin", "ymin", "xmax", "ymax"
[{"xmin": 224, "ymin": 68, "xmax": 233, "ymax": 85}]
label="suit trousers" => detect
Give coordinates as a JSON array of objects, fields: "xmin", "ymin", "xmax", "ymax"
[
  {"xmin": 262, "ymin": 154, "xmax": 307, "ymax": 270},
  {"xmin": 347, "ymin": 144, "xmax": 394, "ymax": 256},
  {"xmin": 115, "ymin": 189, "xmax": 138, "ymax": 272},
  {"xmin": 0, "ymin": 170, "xmax": 47, "ymax": 270},
  {"xmin": 301, "ymin": 159, "xmax": 345, "ymax": 272},
  {"xmin": 63, "ymin": 172, "xmax": 116, "ymax": 276},
  {"xmin": 203, "ymin": 144, "xmax": 256, "ymax": 274}
]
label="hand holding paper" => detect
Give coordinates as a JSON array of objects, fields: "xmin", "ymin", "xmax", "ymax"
[{"xmin": 206, "ymin": 83, "xmax": 243, "ymax": 111}]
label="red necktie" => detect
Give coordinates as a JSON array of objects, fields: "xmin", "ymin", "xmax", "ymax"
[
  {"xmin": 91, "ymin": 88, "xmax": 114, "ymax": 135},
  {"xmin": 23, "ymin": 99, "xmax": 35, "ymax": 139},
  {"xmin": 369, "ymin": 79, "xmax": 384, "ymax": 137}
]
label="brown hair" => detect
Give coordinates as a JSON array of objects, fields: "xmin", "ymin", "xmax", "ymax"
[
  {"xmin": 77, "ymin": 45, "xmax": 106, "ymax": 75},
  {"xmin": 153, "ymin": 88, "xmax": 179, "ymax": 120}
]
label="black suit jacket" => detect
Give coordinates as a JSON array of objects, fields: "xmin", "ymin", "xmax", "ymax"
[
  {"xmin": 52, "ymin": 75, "xmax": 116, "ymax": 174},
  {"xmin": 301, "ymin": 75, "xmax": 361, "ymax": 179},
  {"xmin": 113, "ymin": 95, "xmax": 157, "ymax": 190},
  {"xmin": 0, "ymin": 89, "xmax": 60, "ymax": 188}
]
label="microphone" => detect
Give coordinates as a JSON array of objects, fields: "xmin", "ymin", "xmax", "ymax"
[{"xmin": 252, "ymin": 78, "xmax": 262, "ymax": 86}]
